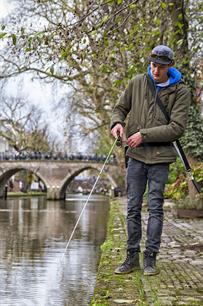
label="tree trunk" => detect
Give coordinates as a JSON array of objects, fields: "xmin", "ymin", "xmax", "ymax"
[{"xmin": 167, "ymin": 0, "xmax": 189, "ymax": 72}]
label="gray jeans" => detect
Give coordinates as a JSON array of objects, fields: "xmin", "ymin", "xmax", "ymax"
[{"xmin": 126, "ymin": 158, "xmax": 169, "ymax": 254}]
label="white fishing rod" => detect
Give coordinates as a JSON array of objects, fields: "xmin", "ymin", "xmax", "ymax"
[{"xmin": 60, "ymin": 137, "xmax": 119, "ymax": 263}]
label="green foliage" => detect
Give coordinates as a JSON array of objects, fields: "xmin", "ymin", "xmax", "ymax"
[
  {"xmin": 181, "ymin": 104, "xmax": 203, "ymax": 161},
  {"xmin": 165, "ymin": 159, "xmax": 203, "ymax": 201},
  {"xmin": 94, "ymin": 127, "xmax": 113, "ymax": 155},
  {"xmin": 0, "ymin": 32, "xmax": 7, "ymax": 38},
  {"xmin": 165, "ymin": 159, "xmax": 187, "ymax": 201},
  {"xmin": 11, "ymin": 34, "xmax": 16, "ymax": 45}
]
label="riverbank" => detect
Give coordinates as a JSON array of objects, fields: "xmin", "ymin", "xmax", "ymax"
[
  {"xmin": 7, "ymin": 191, "xmax": 46, "ymax": 197},
  {"xmin": 90, "ymin": 198, "xmax": 203, "ymax": 306}
]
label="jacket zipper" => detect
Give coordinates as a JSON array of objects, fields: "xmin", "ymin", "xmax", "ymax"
[{"xmin": 152, "ymin": 79, "xmax": 158, "ymax": 120}]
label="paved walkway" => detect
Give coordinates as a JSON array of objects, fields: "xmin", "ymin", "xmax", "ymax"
[
  {"xmin": 91, "ymin": 198, "xmax": 203, "ymax": 305},
  {"xmin": 141, "ymin": 201, "xmax": 203, "ymax": 305}
]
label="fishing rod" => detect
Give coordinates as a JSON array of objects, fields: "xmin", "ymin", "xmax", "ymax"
[{"xmin": 60, "ymin": 137, "xmax": 120, "ymax": 263}]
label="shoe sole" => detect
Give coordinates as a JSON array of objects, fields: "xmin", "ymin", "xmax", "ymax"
[
  {"xmin": 114, "ymin": 267, "xmax": 140, "ymax": 274},
  {"xmin": 143, "ymin": 270, "xmax": 160, "ymax": 276}
]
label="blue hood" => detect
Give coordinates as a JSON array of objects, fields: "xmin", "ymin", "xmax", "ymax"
[{"xmin": 147, "ymin": 66, "xmax": 182, "ymax": 90}]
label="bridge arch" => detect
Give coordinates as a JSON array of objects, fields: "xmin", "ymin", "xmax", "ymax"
[
  {"xmin": 59, "ymin": 165, "xmax": 118, "ymax": 199},
  {"xmin": 0, "ymin": 166, "xmax": 48, "ymax": 197},
  {"xmin": 0, "ymin": 161, "xmax": 118, "ymax": 200}
]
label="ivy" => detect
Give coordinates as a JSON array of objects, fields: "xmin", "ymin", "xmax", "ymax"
[{"xmin": 181, "ymin": 104, "xmax": 203, "ymax": 161}]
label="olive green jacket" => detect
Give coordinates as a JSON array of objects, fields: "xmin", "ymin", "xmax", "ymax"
[{"xmin": 111, "ymin": 74, "xmax": 191, "ymax": 164}]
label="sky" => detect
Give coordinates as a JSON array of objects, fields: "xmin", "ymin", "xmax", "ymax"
[{"xmin": 0, "ymin": 0, "xmax": 11, "ymax": 18}]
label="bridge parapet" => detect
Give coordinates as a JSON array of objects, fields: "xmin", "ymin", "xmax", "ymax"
[{"xmin": 0, "ymin": 152, "xmax": 117, "ymax": 165}]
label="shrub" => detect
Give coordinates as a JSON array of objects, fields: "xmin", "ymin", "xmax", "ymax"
[{"xmin": 165, "ymin": 159, "xmax": 203, "ymax": 201}]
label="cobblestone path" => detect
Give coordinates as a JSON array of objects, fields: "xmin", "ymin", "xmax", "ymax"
[
  {"xmin": 122, "ymin": 197, "xmax": 203, "ymax": 305},
  {"xmin": 91, "ymin": 199, "xmax": 203, "ymax": 306},
  {"xmin": 142, "ymin": 209, "xmax": 203, "ymax": 305}
]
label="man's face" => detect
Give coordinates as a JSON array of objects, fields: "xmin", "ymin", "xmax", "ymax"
[{"xmin": 150, "ymin": 62, "xmax": 169, "ymax": 83}]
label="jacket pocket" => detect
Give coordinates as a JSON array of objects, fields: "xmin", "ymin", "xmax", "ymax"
[{"xmin": 155, "ymin": 145, "xmax": 176, "ymax": 158}]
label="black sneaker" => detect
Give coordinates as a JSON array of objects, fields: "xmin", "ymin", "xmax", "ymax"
[
  {"xmin": 114, "ymin": 252, "xmax": 140, "ymax": 274},
  {"xmin": 143, "ymin": 251, "xmax": 159, "ymax": 276}
]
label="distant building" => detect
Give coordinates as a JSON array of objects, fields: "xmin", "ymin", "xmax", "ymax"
[
  {"xmin": 0, "ymin": 137, "xmax": 16, "ymax": 154},
  {"xmin": 0, "ymin": 137, "xmax": 10, "ymax": 153}
]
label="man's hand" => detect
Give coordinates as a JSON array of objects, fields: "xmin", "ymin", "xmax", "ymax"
[
  {"xmin": 127, "ymin": 132, "xmax": 142, "ymax": 148},
  {"xmin": 111, "ymin": 123, "xmax": 124, "ymax": 139}
]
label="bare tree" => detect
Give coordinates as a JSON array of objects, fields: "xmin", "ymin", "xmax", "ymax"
[{"xmin": 0, "ymin": 94, "xmax": 53, "ymax": 152}]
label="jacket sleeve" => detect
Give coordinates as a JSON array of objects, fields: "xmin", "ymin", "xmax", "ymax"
[
  {"xmin": 140, "ymin": 85, "xmax": 191, "ymax": 142},
  {"xmin": 110, "ymin": 79, "xmax": 133, "ymax": 129}
]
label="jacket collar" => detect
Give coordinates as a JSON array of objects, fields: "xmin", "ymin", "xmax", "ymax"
[{"xmin": 147, "ymin": 66, "xmax": 182, "ymax": 90}]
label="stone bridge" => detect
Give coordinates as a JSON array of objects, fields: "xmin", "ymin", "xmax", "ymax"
[{"xmin": 0, "ymin": 160, "xmax": 118, "ymax": 200}]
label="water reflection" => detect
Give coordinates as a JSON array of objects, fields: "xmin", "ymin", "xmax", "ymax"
[{"xmin": 0, "ymin": 195, "xmax": 109, "ymax": 306}]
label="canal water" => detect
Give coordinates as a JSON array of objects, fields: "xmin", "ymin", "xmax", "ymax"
[{"xmin": 0, "ymin": 195, "xmax": 110, "ymax": 306}]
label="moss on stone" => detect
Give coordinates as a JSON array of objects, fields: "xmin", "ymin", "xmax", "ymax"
[{"xmin": 90, "ymin": 200, "xmax": 148, "ymax": 306}]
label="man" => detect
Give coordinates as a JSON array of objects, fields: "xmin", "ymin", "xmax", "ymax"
[{"xmin": 111, "ymin": 45, "xmax": 191, "ymax": 276}]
